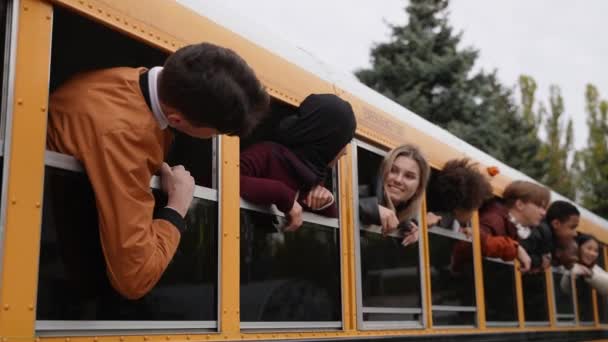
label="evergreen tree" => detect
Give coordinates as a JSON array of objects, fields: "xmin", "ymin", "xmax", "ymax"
[
  {"xmin": 576, "ymin": 85, "xmax": 608, "ymax": 218},
  {"xmin": 356, "ymin": 0, "xmax": 477, "ymax": 126},
  {"xmin": 356, "ymin": 0, "xmax": 544, "ymax": 179}
]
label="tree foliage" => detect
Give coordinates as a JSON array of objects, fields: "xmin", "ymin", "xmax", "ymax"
[
  {"xmin": 575, "ymin": 85, "xmax": 608, "ymax": 218},
  {"xmin": 356, "ymin": 0, "xmax": 544, "ymax": 179},
  {"xmin": 535, "ymin": 85, "xmax": 576, "ymax": 198}
]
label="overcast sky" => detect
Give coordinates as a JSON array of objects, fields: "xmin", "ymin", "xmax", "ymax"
[{"xmin": 196, "ymin": 0, "xmax": 607, "ymax": 149}]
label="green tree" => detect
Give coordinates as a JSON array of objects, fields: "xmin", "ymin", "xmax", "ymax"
[
  {"xmin": 576, "ymin": 84, "xmax": 608, "ymax": 218},
  {"xmin": 536, "ymin": 85, "xmax": 575, "ymax": 198},
  {"xmin": 356, "ymin": 0, "xmax": 544, "ymax": 179}
]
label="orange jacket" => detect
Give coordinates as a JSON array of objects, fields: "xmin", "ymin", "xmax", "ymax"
[
  {"xmin": 47, "ymin": 67, "xmax": 178, "ymax": 299},
  {"xmin": 478, "ymin": 200, "xmax": 519, "ymax": 261}
]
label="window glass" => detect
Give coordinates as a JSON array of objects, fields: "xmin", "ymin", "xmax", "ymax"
[
  {"xmin": 239, "ymin": 209, "xmax": 341, "ymax": 324},
  {"xmin": 37, "ymin": 167, "xmax": 218, "ymax": 321},
  {"xmin": 522, "ymin": 272, "xmax": 549, "ymax": 324},
  {"xmin": 355, "ymin": 144, "xmax": 424, "ymax": 328},
  {"xmin": 483, "ymin": 258, "xmax": 518, "ymax": 324},
  {"xmin": 428, "ymin": 232, "xmax": 476, "ymax": 326},
  {"xmin": 576, "ymin": 277, "xmax": 595, "ymax": 324},
  {"xmin": 553, "ymin": 267, "xmax": 576, "ymax": 324},
  {"xmin": 37, "ymin": 7, "xmax": 218, "ymax": 328}
]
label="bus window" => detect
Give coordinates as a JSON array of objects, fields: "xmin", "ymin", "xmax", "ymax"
[
  {"xmin": 553, "ymin": 266, "xmax": 576, "ymax": 325},
  {"xmin": 36, "ymin": 7, "xmax": 218, "ymax": 331},
  {"xmin": 477, "ymin": 194, "xmax": 518, "ymax": 327},
  {"xmin": 522, "ymin": 272, "xmax": 550, "ymax": 326},
  {"xmin": 239, "ymin": 99, "xmax": 342, "ymax": 329},
  {"xmin": 353, "ymin": 141, "xmax": 425, "ymax": 329},
  {"xmin": 427, "ymin": 169, "xmax": 477, "ymax": 327}
]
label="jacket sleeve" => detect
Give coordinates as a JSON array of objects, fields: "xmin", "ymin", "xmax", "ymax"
[
  {"xmin": 587, "ymin": 265, "xmax": 608, "ymax": 296},
  {"xmin": 479, "ymin": 234, "xmax": 519, "ymax": 261},
  {"xmin": 240, "ymin": 144, "xmax": 297, "ymax": 214},
  {"xmin": 82, "ymin": 128, "xmax": 181, "ymax": 300},
  {"xmin": 359, "ymin": 196, "xmax": 381, "ymax": 226},
  {"xmin": 479, "ymin": 211, "xmax": 519, "ymax": 261}
]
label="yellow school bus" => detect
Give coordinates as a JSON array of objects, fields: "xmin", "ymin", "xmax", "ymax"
[{"xmin": 1, "ymin": 0, "xmax": 607, "ymax": 341}]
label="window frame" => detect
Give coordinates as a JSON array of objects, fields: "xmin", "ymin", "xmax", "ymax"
[
  {"xmin": 351, "ymin": 139, "xmax": 428, "ymax": 330},
  {"xmin": 238, "ymin": 150, "xmax": 343, "ymax": 331},
  {"xmin": 35, "ymin": 140, "xmax": 221, "ymax": 334}
]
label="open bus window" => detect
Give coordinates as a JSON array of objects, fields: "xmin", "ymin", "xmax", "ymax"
[
  {"xmin": 354, "ymin": 141, "xmax": 425, "ymax": 329},
  {"xmin": 239, "ymin": 100, "xmax": 342, "ymax": 328},
  {"xmin": 37, "ymin": 7, "xmax": 218, "ymax": 329},
  {"xmin": 477, "ymin": 195, "xmax": 518, "ymax": 326},
  {"xmin": 521, "ymin": 272, "xmax": 550, "ymax": 326},
  {"xmin": 426, "ymin": 168, "xmax": 477, "ymax": 327},
  {"xmin": 552, "ymin": 266, "xmax": 576, "ymax": 325}
]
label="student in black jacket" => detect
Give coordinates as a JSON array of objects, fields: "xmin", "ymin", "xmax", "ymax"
[{"xmin": 520, "ymin": 200, "xmax": 580, "ymax": 271}]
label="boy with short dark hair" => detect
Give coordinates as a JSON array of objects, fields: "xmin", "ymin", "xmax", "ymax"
[
  {"xmin": 521, "ymin": 200, "xmax": 580, "ymax": 270},
  {"xmin": 48, "ymin": 42, "xmax": 269, "ymax": 299}
]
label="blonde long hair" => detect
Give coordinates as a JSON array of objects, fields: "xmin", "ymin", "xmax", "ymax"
[{"xmin": 379, "ymin": 144, "xmax": 430, "ymax": 221}]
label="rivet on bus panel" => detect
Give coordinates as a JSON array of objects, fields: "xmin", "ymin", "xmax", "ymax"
[
  {"xmin": 119, "ymin": 337, "xmax": 124, "ymax": 342},
  {"xmin": 3, "ymin": 305, "xmax": 9, "ymax": 310},
  {"xmin": 143, "ymin": 337, "xmax": 148, "ymax": 341},
  {"xmin": 28, "ymin": 305, "xmax": 34, "ymax": 310},
  {"xmin": 17, "ymin": 99, "xmax": 23, "ymax": 105},
  {"xmin": 65, "ymin": 338, "xmax": 70, "ymax": 342},
  {"xmin": 165, "ymin": 336, "xmax": 170, "ymax": 340},
  {"xmin": 185, "ymin": 336, "xmax": 190, "ymax": 340}
]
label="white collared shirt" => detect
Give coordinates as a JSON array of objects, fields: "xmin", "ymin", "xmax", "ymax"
[{"xmin": 147, "ymin": 66, "xmax": 169, "ymax": 130}]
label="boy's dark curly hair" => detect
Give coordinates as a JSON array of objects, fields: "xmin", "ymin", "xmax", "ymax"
[{"xmin": 427, "ymin": 158, "xmax": 493, "ymax": 213}]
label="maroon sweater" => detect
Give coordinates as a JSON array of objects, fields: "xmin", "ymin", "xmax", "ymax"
[
  {"xmin": 240, "ymin": 141, "xmax": 337, "ymax": 218},
  {"xmin": 479, "ymin": 200, "xmax": 519, "ymax": 261}
]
